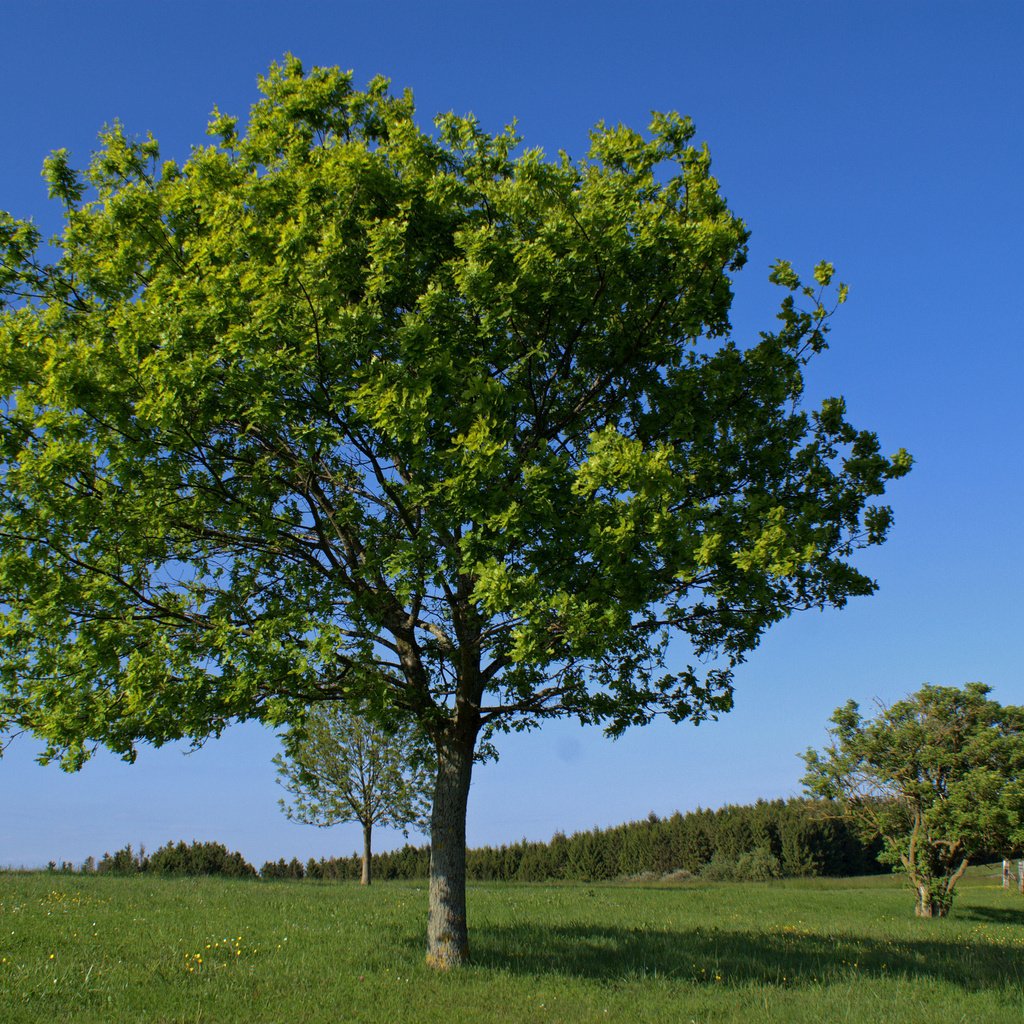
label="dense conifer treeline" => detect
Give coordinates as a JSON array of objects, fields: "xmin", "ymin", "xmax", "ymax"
[
  {"xmin": 30, "ymin": 799, "xmax": 882, "ymax": 881},
  {"xmin": 271, "ymin": 799, "xmax": 883, "ymax": 882}
]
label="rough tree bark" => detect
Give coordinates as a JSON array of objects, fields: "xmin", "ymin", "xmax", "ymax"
[{"xmin": 426, "ymin": 728, "xmax": 477, "ymax": 968}]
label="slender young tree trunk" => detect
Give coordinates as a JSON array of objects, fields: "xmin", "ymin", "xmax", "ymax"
[
  {"xmin": 426, "ymin": 730, "xmax": 475, "ymax": 969},
  {"xmin": 361, "ymin": 822, "xmax": 373, "ymax": 886}
]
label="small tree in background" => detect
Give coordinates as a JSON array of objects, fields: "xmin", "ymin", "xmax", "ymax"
[
  {"xmin": 274, "ymin": 705, "xmax": 432, "ymax": 885},
  {"xmin": 802, "ymin": 683, "xmax": 1024, "ymax": 917}
]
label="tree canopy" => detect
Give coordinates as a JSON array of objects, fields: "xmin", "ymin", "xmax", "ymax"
[
  {"xmin": 802, "ymin": 682, "xmax": 1024, "ymax": 917},
  {"xmin": 0, "ymin": 56, "xmax": 909, "ymax": 964}
]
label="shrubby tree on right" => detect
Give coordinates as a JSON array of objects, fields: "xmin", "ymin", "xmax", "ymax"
[{"xmin": 803, "ymin": 683, "xmax": 1024, "ymax": 916}]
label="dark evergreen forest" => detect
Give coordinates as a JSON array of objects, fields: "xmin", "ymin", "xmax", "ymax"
[
  {"xmin": 54, "ymin": 800, "xmax": 885, "ymax": 882},
  {"xmin": 275, "ymin": 799, "xmax": 884, "ymax": 882}
]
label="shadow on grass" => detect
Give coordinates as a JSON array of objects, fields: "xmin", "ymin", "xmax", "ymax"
[
  {"xmin": 445, "ymin": 921, "xmax": 1024, "ymax": 990},
  {"xmin": 958, "ymin": 905, "xmax": 1024, "ymax": 925}
]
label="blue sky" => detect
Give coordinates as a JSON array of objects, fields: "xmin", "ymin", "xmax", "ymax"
[{"xmin": 1, "ymin": 0, "xmax": 1022, "ymax": 869}]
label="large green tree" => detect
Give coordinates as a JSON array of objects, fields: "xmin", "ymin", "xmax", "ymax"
[
  {"xmin": 802, "ymin": 683, "xmax": 1024, "ymax": 917},
  {"xmin": 0, "ymin": 57, "xmax": 909, "ymax": 966},
  {"xmin": 275, "ymin": 705, "xmax": 432, "ymax": 885}
]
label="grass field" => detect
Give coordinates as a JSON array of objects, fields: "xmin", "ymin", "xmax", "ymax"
[{"xmin": 1, "ymin": 868, "xmax": 1022, "ymax": 1023}]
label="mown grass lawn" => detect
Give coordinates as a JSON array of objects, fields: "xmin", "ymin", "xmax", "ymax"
[{"xmin": 1, "ymin": 867, "xmax": 1022, "ymax": 1023}]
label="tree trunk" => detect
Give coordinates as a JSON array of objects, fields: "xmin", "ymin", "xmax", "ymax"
[
  {"xmin": 915, "ymin": 885, "xmax": 934, "ymax": 917},
  {"xmin": 361, "ymin": 822, "xmax": 372, "ymax": 886},
  {"xmin": 426, "ymin": 731, "xmax": 475, "ymax": 969},
  {"xmin": 914, "ymin": 884, "xmax": 949, "ymax": 918}
]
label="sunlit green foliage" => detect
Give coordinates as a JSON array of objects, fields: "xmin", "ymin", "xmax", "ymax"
[{"xmin": 0, "ymin": 54, "xmax": 908, "ymax": 759}]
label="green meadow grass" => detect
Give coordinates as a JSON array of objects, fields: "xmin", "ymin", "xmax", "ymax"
[{"xmin": 1, "ymin": 868, "xmax": 1022, "ymax": 1023}]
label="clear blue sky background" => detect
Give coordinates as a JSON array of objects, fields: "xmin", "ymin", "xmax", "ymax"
[{"xmin": 1, "ymin": 0, "xmax": 1021, "ymax": 869}]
